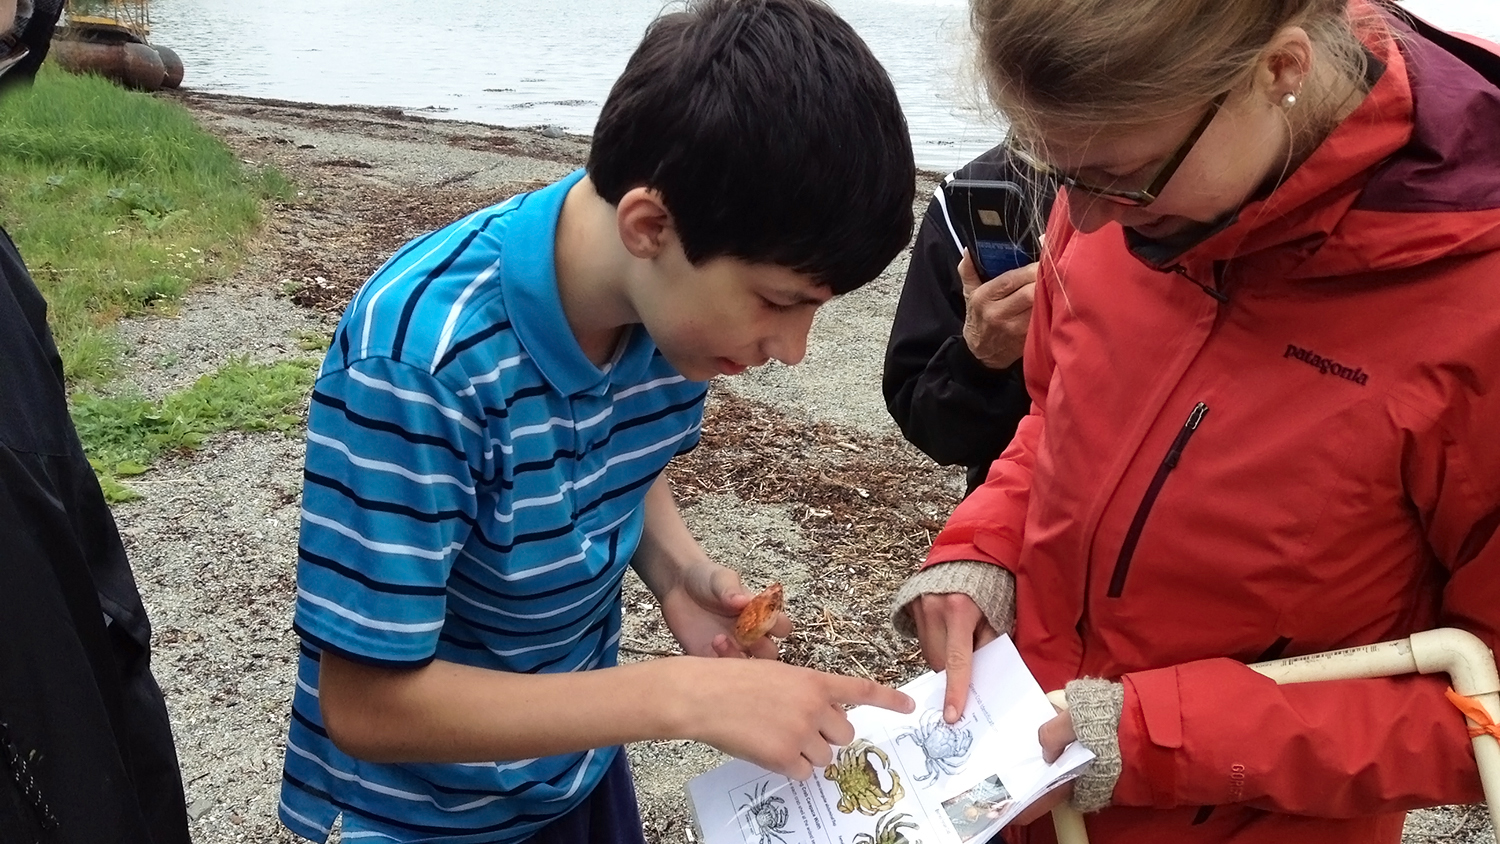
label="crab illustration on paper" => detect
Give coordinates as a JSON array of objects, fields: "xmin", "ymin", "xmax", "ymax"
[
  {"xmin": 740, "ymin": 781, "xmax": 792, "ymax": 844},
  {"xmin": 897, "ymin": 709, "xmax": 973, "ymax": 782},
  {"xmin": 852, "ymin": 810, "xmax": 921, "ymax": 844},
  {"xmin": 823, "ymin": 738, "xmax": 904, "ymax": 815}
]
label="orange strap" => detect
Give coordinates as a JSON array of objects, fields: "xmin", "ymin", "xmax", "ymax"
[{"xmin": 1445, "ymin": 688, "xmax": 1500, "ymax": 740}]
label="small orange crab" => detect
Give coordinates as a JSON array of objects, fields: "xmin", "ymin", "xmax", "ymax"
[{"xmin": 734, "ymin": 582, "xmax": 784, "ymax": 648}]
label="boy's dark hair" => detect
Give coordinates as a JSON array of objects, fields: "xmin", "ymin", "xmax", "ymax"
[{"xmin": 588, "ymin": 0, "xmax": 915, "ymax": 295}]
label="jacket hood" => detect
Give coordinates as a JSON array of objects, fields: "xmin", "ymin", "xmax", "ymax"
[{"xmin": 1123, "ymin": 6, "xmax": 1500, "ymax": 280}]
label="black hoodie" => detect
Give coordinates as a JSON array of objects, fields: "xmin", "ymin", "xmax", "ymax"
[
  {"xmin": 0, "ymin": 6, "xmax": 191, "ymax": 832},
  {"xmin": 881, "ymin": 147, "xmax": 1055, "ymax": 494}
]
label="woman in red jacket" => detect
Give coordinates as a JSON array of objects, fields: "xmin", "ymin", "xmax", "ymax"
[{"xmin": 891, "ymin": 1, "xmax": 1500, "ymax": 841}]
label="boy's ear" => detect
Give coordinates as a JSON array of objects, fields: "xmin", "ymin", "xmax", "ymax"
[{"xmin": 615, "ymin": 186, "xmax": 676, "ymax": 260}]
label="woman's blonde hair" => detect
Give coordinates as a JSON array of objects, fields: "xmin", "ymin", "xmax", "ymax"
[{"xmin": 973, "ymin": 0, "xmax": 1388, "ymax": 148}]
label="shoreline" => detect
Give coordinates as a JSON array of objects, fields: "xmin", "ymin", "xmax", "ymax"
[{"xmin": 163, "ymin": 86, "xmax": 959, "ymax": 183}]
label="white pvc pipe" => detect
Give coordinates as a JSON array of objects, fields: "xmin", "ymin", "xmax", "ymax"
[
  {"xmin": 1044, "ymin": 690, "xmax": 1091, "ymax": 844},
  {"xmin": 1252, "ymin": 629, "xmax": 1500, "ymax": 835},
  {"xmin": 1048, "ymin": 628, "xmax": 1500, "ymax": 844}
]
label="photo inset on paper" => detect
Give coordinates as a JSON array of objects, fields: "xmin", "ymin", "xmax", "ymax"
[
  {"xmin": 940, "ymin": 775, "xmax": 1013, "ymax": 842},
  {"xmin": 733, "ymin": 778, "xmax": 797, "ymax": 844}
]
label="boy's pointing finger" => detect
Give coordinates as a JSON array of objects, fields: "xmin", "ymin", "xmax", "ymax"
[{"xmin": 828, "ymin": 675, "xmax": 915, "ymax": 715}]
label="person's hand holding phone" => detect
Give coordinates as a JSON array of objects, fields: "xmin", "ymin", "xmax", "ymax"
[{"xmin": 959, "ymin": 250, "xmax": 1037, "ymax": 370}]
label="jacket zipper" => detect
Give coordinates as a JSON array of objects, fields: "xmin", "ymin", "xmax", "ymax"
[
  {"xmin": 1106, "ymin": 402, "xmax": 1209, "ymax": 598},
  {"xmin": 1165, "ymin": 264, "xmax": 1229, "ymax": 303},
  {"xmin": 0, "ymin": 719, "xmax": 57, "ymax": 831}
]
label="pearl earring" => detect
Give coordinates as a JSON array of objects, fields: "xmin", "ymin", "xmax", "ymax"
[{"xmin": 1281, "ymin": 92, "xmax": 1298, "ymax": 109}]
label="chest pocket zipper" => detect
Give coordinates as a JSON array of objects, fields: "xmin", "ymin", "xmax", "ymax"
[
  {"xmin": 1107, "ymin": 402, "xmax": 1209, "ymax": 598},
  {"xmin": 0, "ymin": 719, "xmax": 57, "ymax": 832}
]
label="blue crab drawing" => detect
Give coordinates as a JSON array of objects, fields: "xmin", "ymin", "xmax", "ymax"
[{"xmin": 897, "ymin": 708, "xmax": 973, "ymax": 782}]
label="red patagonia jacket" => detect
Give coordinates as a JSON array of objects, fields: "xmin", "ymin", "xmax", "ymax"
[{"xmin": 925, "ymin": 10, "xmax": 1500, "ymax": 844}]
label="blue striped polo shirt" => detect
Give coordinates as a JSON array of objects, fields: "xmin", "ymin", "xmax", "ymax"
[{"xmin": 279, "ymin": 169, "xmax": 708, "ymax": 843}]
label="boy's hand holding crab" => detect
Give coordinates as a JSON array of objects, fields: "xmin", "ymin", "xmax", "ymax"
[
  {"xmin": 634, "ymin": 480, "xmax": 913, "ymax": 779},
  {"xmin": 656, "ymin": 563, "xmax": 790, "ymax": 660},
  {"xmin": 632, "ymin": 479, "xmax": 791, "ymax": 659}
]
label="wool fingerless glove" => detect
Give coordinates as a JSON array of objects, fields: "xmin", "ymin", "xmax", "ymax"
[
  {"xmin": 889, "ymin": 560, "xmax": 1017, "ymax": 639},
  {"xmin": 1064, "ymin": 677, "xmax": 1125, "ymax": 812}
]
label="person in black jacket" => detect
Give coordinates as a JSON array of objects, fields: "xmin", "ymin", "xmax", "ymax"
[
  {"xmin": 882, "ymin": 146, "xmax": 1056, "ymax": 495},
  {"xmin": 0, "ymin": 0, "xmax": 56, "ymax": 90},
  {"xmin": 0, "ymin": 3, "xmax": 191, "ymax": 841}
]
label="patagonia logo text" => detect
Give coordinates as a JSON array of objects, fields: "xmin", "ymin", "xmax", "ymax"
[{"xmin": 1284, "ymin": 344, "xmax": 1368, "ymax": 386}]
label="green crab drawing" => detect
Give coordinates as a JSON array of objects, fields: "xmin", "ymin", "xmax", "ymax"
[
  {"xmin": 822, "ymin": 738, "xmax": 904, "ymax": 815},
  {"xmin": 852, "ymin": 810, "xmax": 920, "ymax": 844}
]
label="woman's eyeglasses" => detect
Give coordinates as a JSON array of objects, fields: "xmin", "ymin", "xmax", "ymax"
[{"xmin": 1006, "ymin": 91, "xmax": 1229, "ymax": 207}]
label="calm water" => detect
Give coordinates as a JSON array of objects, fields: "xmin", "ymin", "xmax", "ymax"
[{"xmin": 148, "ymin": 0, "xmax": 1500, "ymax": 174}]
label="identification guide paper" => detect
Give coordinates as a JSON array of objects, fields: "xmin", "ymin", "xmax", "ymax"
[{"xmin": 686, "ymin": 636, "xmax": 1094, "ymax": 844}]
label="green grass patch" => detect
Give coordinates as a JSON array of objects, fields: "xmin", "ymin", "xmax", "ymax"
[
  {"xmin": 73, "ymin": 357, "xmax": 319, "ymax": 503},
  {"xmin": 293, "ymin": 327, "xmax": 333, "ymax": 352},
  {"xmin": 0, "ymin": 66, "xmax": 291, "ymax": 385}
]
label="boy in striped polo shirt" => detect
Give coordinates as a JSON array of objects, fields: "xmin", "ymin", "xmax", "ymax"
[{"xmin": 279, "ymin": 1, "xmax": 919, "ymax": 841}]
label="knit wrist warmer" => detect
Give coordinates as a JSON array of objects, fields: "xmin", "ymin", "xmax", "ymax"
[
  {"xmin": 1064, "ymin": 677, "xmax": 1125, "ymax": 813},
  {"xmin": 889, "ymin": 561, "xmax": 1016, "ymax": 640}
]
